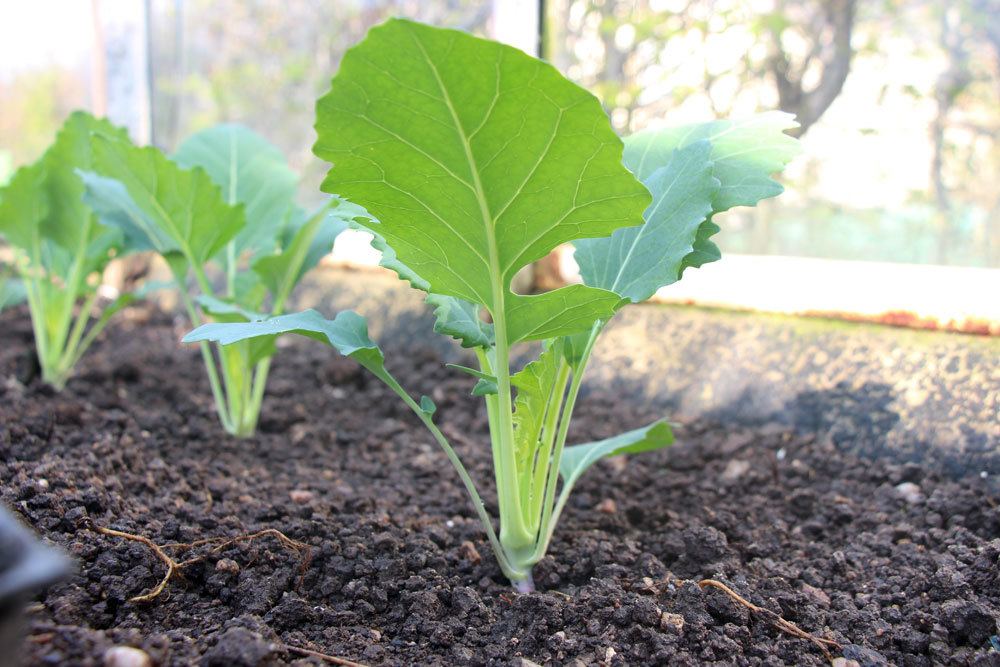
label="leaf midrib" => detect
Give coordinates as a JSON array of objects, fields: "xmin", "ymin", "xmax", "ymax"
[{"xmin": 408, "ymin": 30, "xmax": 501, "ymax": 313}]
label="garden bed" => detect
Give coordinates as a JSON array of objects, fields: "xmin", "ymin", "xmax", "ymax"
[{"xmin": 2, "ymin": 269, "xmax": 999, "ymax": 666}]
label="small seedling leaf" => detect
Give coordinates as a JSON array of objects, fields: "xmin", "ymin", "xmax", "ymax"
[
  {"xmin": 511, "ymin": 340, "xmax": 563, "ymax": 474},
  {"xmin": 559, "ymin": 420, "xmax": 674, "ymax": 489},
  {"xmin": 184, "ymin": 309, "xmax": 385, "ymax": 375},
  {"xmin": 420, "ymin": 395, "xmax": 437, "ymax": 416},
  {"xmin": 429, "ymin": 296, "xmax": 494, "ymax": 349}
]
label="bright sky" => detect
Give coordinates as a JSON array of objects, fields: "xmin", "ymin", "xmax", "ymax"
[{"xmin": 0, "ymin": 1, "xmax": 92, "ymax": 79}]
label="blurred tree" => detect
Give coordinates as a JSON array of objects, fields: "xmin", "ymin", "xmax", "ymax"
[
  {"xmin": 544, "ymin": 0, "xmax": 857, "ymax": 136},
  {"xmin": 766, "ymin": 0, "xmax": 856, "ymax": 136}
]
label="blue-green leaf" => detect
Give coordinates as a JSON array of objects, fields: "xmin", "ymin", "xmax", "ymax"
[
  {"xmin": 174, "ymin": 124, "xmax": 298, "ymax": 259},
  {"xmin": 574, "ymin": 141, "xmax": 719, "ymax": 303},
  {"xmin": 623, "ymin": 113, "xmax": 800, "ymax": 272},
  {"xmin": 427, "ymin": 294, "xmax": 494, "ymax": 348}
]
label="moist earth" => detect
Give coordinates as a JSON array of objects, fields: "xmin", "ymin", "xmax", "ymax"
[{"xmin": 1, "ymin": 301, "xmax": 999, "ymax": 666}]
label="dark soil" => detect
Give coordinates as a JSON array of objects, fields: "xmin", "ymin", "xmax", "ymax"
[{"xmin": 2, "ymin": 298, "xmax": 999, "ymax": 666}]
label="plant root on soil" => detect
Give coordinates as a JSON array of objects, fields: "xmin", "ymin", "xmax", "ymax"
[
  {"xmin": 82, "ymin": 518, "xmax": 312, "ymax": 603},
  {"xmin": 698, "ymin": 578, "xmax": 842, "ymax": 662},
  {"xmin": 283, "ymin": 643, "xmax": 369, "ymax": 667}
]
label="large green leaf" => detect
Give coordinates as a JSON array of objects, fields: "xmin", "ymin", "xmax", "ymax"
[
  {"xmin": 0, "ymin": 163, "xmax": 48, "ymax": 255},
  {"xmin": 0, "ymin": 113, "xmax": 129, "ymax": 276},
  {"xmin": 559, "ymin": 420, "xmax": 674, "ymax": 489},
  {"xmin": 184, "ymin": 309, "xmax": 385, "ymax": 374},
  {"xmin": 42, "ymin": 113, "xmax": 129, "ymax": 260},
  {"xmin": 174, "ymin": 124, "xmax": 298, "ymax": 259},
  {"xmin": 82, "ymin": 133, "xmax": 245, "ymax": 275},
  {"xmin": 313, "ymin": 19, "xmax": 649, "ymax": 343},
  {"xmin": 574, "ymin": 141, "xmax": 719, "ymax": 303}
]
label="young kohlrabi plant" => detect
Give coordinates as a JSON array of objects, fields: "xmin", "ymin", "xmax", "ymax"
[
  {"xmin": 184, "ymin": 20, "xmax": 800, "ymax": 589},
  {"xmin": 0, "ymin": 112, "xmax": 140, "ymax": 388},
  {"xmin": 80, "ymin": 125, "xmax": 353, "ymax": 436}
]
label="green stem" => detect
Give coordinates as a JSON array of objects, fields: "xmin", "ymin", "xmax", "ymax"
[
  {"xmin": 241, "ymin": 357, "xmax": 272, "ymax": 434},
  {"xmin": 49, "ymin": 219, "xmax": 93, "ymax": 363},
  {"xmin": 23, "ymin": 273, "xmax": 53, "ymax": 381},
  {"xmin": 489, "ymin": 306, "xmax": 533, "ymax": 554},
  {"xmin": 24, "ymin": 243, "xmax": 55, "ymax": 379},
  {"xmin": 66, "ymin": 297, "xmax": 118, "ymax": 372},
  {"xmin": 176, "ymin": 280, "xmax": 234, "ymax": 433},
  {"xmin": 56, "ymin": 288, "xmax": 100, "ymax": 375},
  {"xmin": 532, "ymin": 321, "xmax": 602, "ymax": 561},
  {"xmin": 528, "ymin": 358, "xmax": 570, "ymax": 531}
]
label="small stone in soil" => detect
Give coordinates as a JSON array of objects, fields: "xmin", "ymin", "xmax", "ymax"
[
  {"xmin": 721, "ymin": 459, "xmax": 750, "ymax": 481},
  {"xmin": 660, "ymin": 612, "xmax": 685, "ymax": 633},
  {"xmin": 595, "ymin": 498, "xmax": 617, "ymax": 513},
  {"xmin": 801, "ymin": 582, "xmax": 831, "ymax": 607},
  {"xmin": 215, "ymin": 558, "xmax": 240, "ymax": 574},
  {"xmin": 103, "ymin": 646, "xmax": 152, "ymax": 667},
  {"xmin": 840, "ymin": 643, "xmax": 889, "ymax": 667},
  {"xmin": 289, "ymin": 489, "xmax": 314, "ymax": 504},
  {"xmin": 894, "ymin": 482, "xmax": 924, "ymax": 504},
  {"xmin": 458, "ymin": 540, "xmax": 481, "ymax": 564}
]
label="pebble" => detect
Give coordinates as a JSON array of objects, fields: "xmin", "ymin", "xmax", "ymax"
[
  {"xmin": 840, "ymin": 643, "xmax": 889, "ymax": 666},
  {"xmin": 215, "ymin": 558, "xmax": 240, "ymax": 574},
  {"xmin": 458, "ymin": 540, "xmax": 481, "ymax": 564},
  {"xmin": 894, "ymin": 482, "xmax": 924, "ymax": 504},
  {"xmin": 595, "ymin": 498, "xmax": 617, "ymax": 514},
  {"xmin": 103, "ymin": 646, "xmax": 152, "ymax": 667},
  {"xmin": 660, "ymin": 612, "xmax": 685, "ymax": 632},
  {"xmin": 289, "ymin": 489, "xmax": 314, "ymax": 504},
  {"xmin": 721, "ymin": 459, "xmax": 750, "ymax": 481},
  {"xmin": 801, "ymin": 583, "xmax": 831, "ymax": 607}
]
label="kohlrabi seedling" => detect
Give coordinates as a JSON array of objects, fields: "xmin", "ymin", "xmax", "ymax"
[
  {"xmin": 80, "ymin": 125, "xmax": 354, "ymax": 436},
  {"xmin": 185, "ymin": 20, "xmax": 799, "ymax": 589},
  {"xmin": 0, "ymin": 112, "xmax": 140, "ymax": 388}
]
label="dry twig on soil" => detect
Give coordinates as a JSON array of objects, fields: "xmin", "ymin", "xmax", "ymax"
[
  {"xmin": 83, "ymin": 519, "xmax": 312, "ymax": 603},
  {"xmin": 698, "ymin": 578, "xmax": 842, "ymax": 662},
  {"xmin": 283, "ymin": 643, "xmax": 369, "ymax": 667}
]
